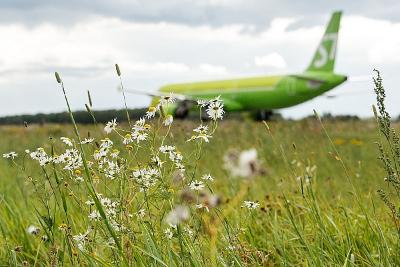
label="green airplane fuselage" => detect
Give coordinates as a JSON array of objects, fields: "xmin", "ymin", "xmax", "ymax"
[{"xmin": 159, "ymin": 71, "xmax": 347, "ymax": 112}]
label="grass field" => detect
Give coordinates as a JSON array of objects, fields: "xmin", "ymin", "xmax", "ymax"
[
  {"xmin": 0, "ymin": 116, "xmax": 398, "ymax": 266},
  {"xmin": 0, "ymin": 70, "xmax": 397, "ymax": 266}
]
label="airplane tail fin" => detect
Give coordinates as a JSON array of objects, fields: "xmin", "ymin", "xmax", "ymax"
[{"xmin": 306, "ymin": 11, "xmax": 342, "ymax": 72}]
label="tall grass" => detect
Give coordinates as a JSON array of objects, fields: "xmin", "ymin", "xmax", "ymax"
[{"xmin": 0, "ymin": 68, "xmax": 398, "ymax": 266}]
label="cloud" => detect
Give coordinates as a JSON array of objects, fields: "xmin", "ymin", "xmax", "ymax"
[
  {"xmin": 1, "ymin": 0, "xmax": 400, "ymax": 28},
  {"xmin": 0, "ymin": 12, "xmax": 399, "ymax": 118},
  {"xmin": 198, "ymin": 64, "xmax": 228, "ymax": 75},
  {"xmin": 254, "ymin": 53, "xmax": 287, "ymax": 69}
]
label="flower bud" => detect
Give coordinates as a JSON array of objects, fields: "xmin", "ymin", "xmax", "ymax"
[
  {"xmin": 55, "ymin": 72, "xmax": 62, "ymax": 83},
  {"xmin": 115, "ymin": 64, "xmax": 121, "ymax": 76}
]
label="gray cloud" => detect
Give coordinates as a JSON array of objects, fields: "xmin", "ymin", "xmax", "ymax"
[{"xmin": 1, "ymin": 0, "xmax": 400, "ymax": 28}]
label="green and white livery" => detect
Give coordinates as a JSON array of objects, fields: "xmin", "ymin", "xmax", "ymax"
[{"xmin": 147, "ymin": 11, "xmax": 347, "ymax": 118}]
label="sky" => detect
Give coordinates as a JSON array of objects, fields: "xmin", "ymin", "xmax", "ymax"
[{"xmin": 0, "ymin": 0, "xmax": 399, "ymax": 119}]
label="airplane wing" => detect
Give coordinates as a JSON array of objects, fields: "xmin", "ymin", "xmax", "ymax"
[{"xmin": 122, "ymin": 88, "xmax": 190, "ymax": 101}]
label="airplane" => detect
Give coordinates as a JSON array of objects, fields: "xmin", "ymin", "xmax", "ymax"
[{"xmin": 127, "ymin": 11, "xmax": 347, "ymax": 119}]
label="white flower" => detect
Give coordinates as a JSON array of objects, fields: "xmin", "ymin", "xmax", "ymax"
[
  {"xmin": 60, "ymin": 137, "xmax": 73, "ymax": 147},
  {"xmin": 30, "ymin": 148, "xmax": 51, "ymax": 166},
  {"xmin": 193, "ymin": 125, "xmax": 208, "ymax": 133},
  {"xmin": 164, "ymin": 228, "xmax": 173, "ymax": 239},
  {"xmin": 145, "ymin": 106, "xmax": 157, "ymax": 119},
  {"xmin": 88, "ymin": 210, "xmax": 101, "ymax": 221},
  {"xmin": 151, "ymin": 156, "xmax": 164, "ymax": 167},
  {"xmin": 80, "ymin": 138, "xmax": 94, "ymax": 144},
  {"xmin": 160, "ymin": 93, "xmax": 176, "ymax": 105},
  {"xmin": 159, "ymin": 145, "xmax": 175, "ymax": 154},
  {"xmin": 73, "ymin": 231, "xmax": 90, "ymax": 251},
  {"xmin": 75, "ymin": 176, "xmax": 84, "ymax": 182},
  {"xmin": 188, "ymin": 125, "xmax": 212, "ymax": 143},
  {"xmin": 136, "ymin": 209, "xmax": 146, "ymax": 219},
  {"xmin": 224, "ymin": 148, "xmax": 260, "ymax": 178},
  {"xmin": 201, "ymin": 174, "xmax": 214, "ymax": 181},
  {"xmin": 132, "ymin": 118, "xmax": 146, "ymax": 132},
  {"xmin": 132, "ymin": 131, "xmax": 148, "ymax": 143},
  {"xmin": 27, "ymin": 225, "xmax": 40, "ymax": 235},
  {"xmin": 243, "ymin": 200, "xmax": 260, "ymax": 210},
  {"xmin": 110, "ymin": 149, "xmax": 120, "ymax": 158},
  {"xmin": 197, "ymin": 99, "xmax": 209, "ymax": 107},
  {"xmin": 189, "ymin": 180, "xmax": 205, "ymax": 191},
  {"xmin": 123, "ymin": 134, "xmax": 133, "ymax": 145},
  {"xmin": 165, "ymin": 205, "xmax": 190, "ymax": 226},
  {"xmin": 196, "ymin": 203, "xmax": 209, "ymax": 212},
  {"xmin": 85, "ymin": 200, "xmax": 95, "ymax": 206},
  {"xmin": 104, "ymin": 118, "xmax": 117, "ymax": 134},
  {"xmin": 163, "ymin": 115, "xmax": 173, "ymax": 126},
  {"xmin": 3, "ymin": 151, "xmax": 18, "ymax": 159},
  {"xmin": 185, "ymin": 227, "xmax": 193, "ymax": 237},
  {"xmin": 206, "ymin": 99, "xmax": 224, "ymax": 120}
]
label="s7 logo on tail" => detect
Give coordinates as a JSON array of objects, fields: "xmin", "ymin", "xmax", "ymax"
[{"xmin": 313, "ymin": 33, "xmax": 337, "ymax": 68}]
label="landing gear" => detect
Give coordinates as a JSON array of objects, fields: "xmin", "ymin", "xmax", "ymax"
[
  {"xmin": 174, "ymin": 101, "xmax": 192, "ymax": 119},
  {"xmin": 253, "ymin": 110, "xmax": 273, "ymax": 121}
]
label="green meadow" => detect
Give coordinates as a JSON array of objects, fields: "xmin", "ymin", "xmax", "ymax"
[{"xmin": 0, "ymin": 116, "xmax": 398, "ymax": 266}]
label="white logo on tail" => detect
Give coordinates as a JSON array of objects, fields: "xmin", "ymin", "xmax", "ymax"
[{"xmin": 313, "ymin": 33, "xmax": 337, "ymax": 68}]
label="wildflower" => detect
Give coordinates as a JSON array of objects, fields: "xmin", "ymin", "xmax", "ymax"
[
  {"xmin": 58, "ymin": 224, "xmax": 68, "ymax": 231},
  {"xmin": 223, "ymin": 148, "xmax": 261, "ymax": 178},
  {"xmin": 123, "ymin": 133, "xmax": 133, "ymax": 145},
  {"xmin": 132, "ymin": 167, "xmax": 160, "ymax": 191},
  {"xmin": 88, "ymin": 210, "xmax": 101, "ymax": 221},
  {"xmin": 60, "ymin": 137, "xmax": 73, "ymax": 147},
  {"xmin": 74, "ymin": 176, "xmax": 84, "ymax": 183},
  {"xmin": 198, "ymin": 192, "xmax": 221, "ymax": 211},
  {"xmin": 136, "ymin": 209, "xmax": 146, "ymax": 219},
  {"xmin": 151, "ymin": 156, "xmax": 164, "ymax": 167},
  {"xmin": 193, "ymin": 125, "xmax": 208, "ymax": 133},
  {"xmin": 189, "ymin": 180, "xmax": 205, "ymax": 191},
  {"xmin": 30, "ymin": 148, "xmax": 51, "ymax": 166},
  {"xmin": 107, "ymin": 237, "xmax": 116, "ymax": 246},
  {"xmin": 201, "ymin": 173, "xmax": 214, "ymax": 181},
  {"xmin": 27, "ymin": 225, "xmax": 40, "ymax": 235},
  {"xmin": 159, "ymin": 145, "xmax": 175, "ymax": 154},
  {"xmin": 99, "ymin": 138, "xmax": 113, "ymax": 151},
  {"xmin": 165, "ymin": 205, "xmax": 190, "ymax": 226},
  {"xmin": 243, "ymin": 200, "xmax": 260, "ymax": 210},
  {"xmin": 85, "ymin": 200, "xmax": 95, "ymax": 206},
  {"xmin": 62, "ymin": 149, "xmax": 83, "ymax": 170},
  {"xmin": 206, "ymin": 96, "xmax": 224, "ymax": 120},
  {"xmin": 197, "ymin": 99, "xmax": 209, "ymax": 107},
  {"xmin": 80, "ymin": 138, "xmax": 94, "ymax": 144},
  {"xmin": 164, "ymin": 228, "xmax": 173, "ymax": 239},
  {"xmin": 196, "ymin": 203, "xmax": 209, "ymax": 212},
  {"xmin": 131, "ymin": 118, "xmax": 148, "ymax": 143},
  {"xmin": 3, "ymin": 151, "xmax": 18, "ymax": 159},
  {"xmin": 185, "ymin": 227, "xmax": 194, "ymax": 237},
  {"xmin": 104, "ymin": 118, "xmax": 117, "ymax": 134},
  {"xmin": 132, "ymin": 118, "xmax": 146, "ymax": 132},
  {"xmin": 160, "ymin": 93, "xmax": 176, "ymax": 105},
  {"xmin": 132, "ymin": 131, "xmax": 148, "ymax": 143},
  {"xmin": 145, "ymin": 106, "xmax": 157, "ymax": 119},
  {"xmin": 93, "ymin": 149, "xmax": 106, "ymax": 160},
  {"xmin": 163, "ymin": 114, "xmax": 173, "ymax": 126},
  {"xmin": 110, "ymin": 149, "xmax": 120, "ymax": 158},
  {"xmin": 73, "ymin": 232, "xmax": 87, "ymax": 251},
  {"xmin": 188, "ymin": 126, "xmax": 212, "ymax": 143}
]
